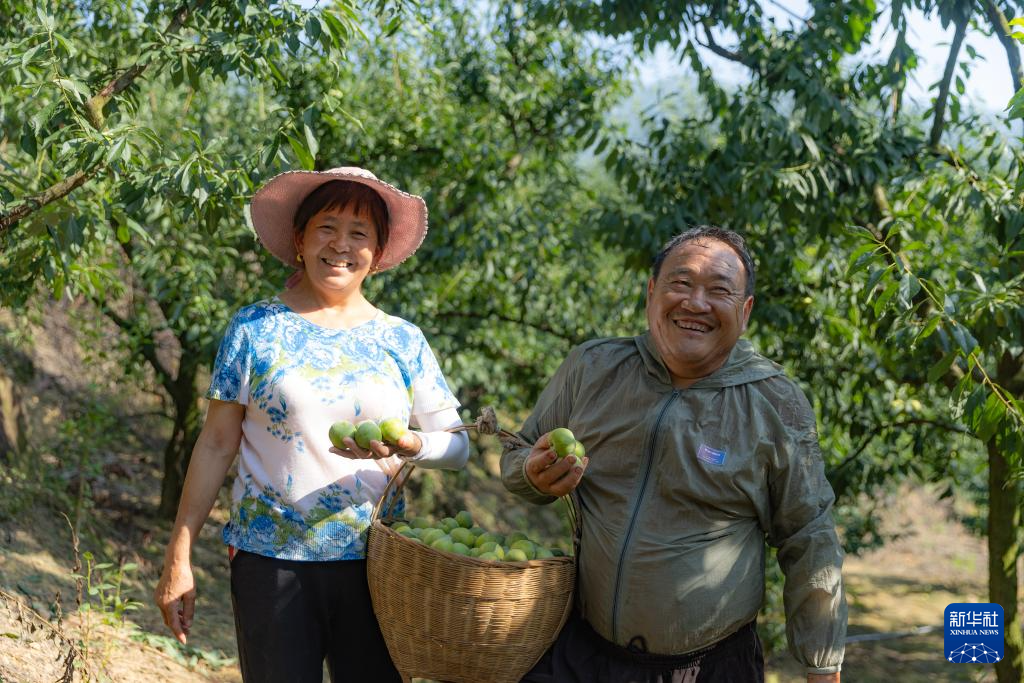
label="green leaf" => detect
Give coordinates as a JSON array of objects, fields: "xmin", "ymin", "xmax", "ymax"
[
  {"xmin": 799, "ymin": 132, "xmax": 821, "ymax": 161},
  {"xmin": 976, "ymin": 392, "xmax": 1005, "ymax": 442},
  {"xmin": 914, "ymin": 315, "xmax": 942, "ymax": 344},
  {"xmin": 19, "ymin": 129, "xmax": 37, "ymax": 157},
  {"xmin": 928, "ymin": 349, "xmax": 958, "ymax": 383},
  {"xmin": 865, "ymin": 264, "xmax": 892, "ymax": 293},
  {"xmin": 1007, "ymin": 88, "xmax": 1024, "ymax": 120},
  {"xmin": 321, "ymin": 11, "xmax": 350, "ymax": 48},
  {"xmin": 285, "ymin": 134, "xmax": 314, "ymax": 170},
  {"xmin": 20, "ymin": 43, "xmax": 46, "ymax": 68},
  {"xmin": 950, "ymin": 323, "xmax": 978, "ymax": 356},
  {"xmin": 302, "ymin": 111, "xmax": 319, "ymax": 161},
  {"xmin": 54, "ymin": 77, "xmax": 91, "ymax": 102},
  {"xmin": 873, "ymin": 279, "xmax": 899, "ymax": 316},
  {"xmin": 846, "ymin": 242, "xmax": 879, "ymax": 275},
  {"xmin": 304, "ymin": 16, "xmax": 322, "ymax": 42},
  {"xmin": 897, "ymin": 271, "xmax": 921, "ymax": 308}
]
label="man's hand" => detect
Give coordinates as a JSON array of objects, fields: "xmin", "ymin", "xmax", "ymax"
[
  {"xmin": 808, "ymin": 673, "xmax": 839, "ymax": 682},
  {"xmin": 525, "ymin": 432, "xmax": 588, "ymax": 497},
  {"xmin": 154, "ymin": 556, "xmax": 196, "ymax": 645},
  {"xmin": 331, "ymin": 431, "xmax": 423, "ymax": 460}
]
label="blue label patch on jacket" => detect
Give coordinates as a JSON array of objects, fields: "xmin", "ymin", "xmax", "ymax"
[{"xmin": 697, "ymin": 443, "xmax": 727, "ymax": 466}]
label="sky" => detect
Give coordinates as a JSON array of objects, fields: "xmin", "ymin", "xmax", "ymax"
[{"xmin": 636, "ymin": 1, "xmax": 1017, "ymax": 116}]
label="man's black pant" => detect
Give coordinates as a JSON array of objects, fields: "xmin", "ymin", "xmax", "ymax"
[
  {"xmin": 520, "ymin": 614, "xmax": 764, "ymax": 683},
  {"xmin": 230, "ymin": 550, "xmax": 402, "ymax": 683}
]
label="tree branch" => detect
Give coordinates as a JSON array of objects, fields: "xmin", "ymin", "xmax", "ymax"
[
  {"xmin": 831, "ymin": 418, "xmax": 971, "ymax": 473},
  {"xmin": 983, "ymin": 0, "xmax": 1024, "ymax": 93},
  {"xmin": 929, "ymin": 11, "xmax": 969, "ymax": 148},
  {"xmin": 697, "ymin": 24, "xmax": 754, "ymax": 69},
  {"xmin": 85, "ymin": 2, "xmax": 195, "ymax": 128},
  {"xmin": 0, "ymin": 168, "xmax": 99, "ymax": 238},
  {"xmin": 435, "ymin": 309, "xmax": 584, "ymax": 344},
  {"xmin": 0, "ymin": 2, "xmax": 196, "ymax": 240},
  {"xmin": 100, "ymin": 303, "xmax": 176, "ymax": 397}
]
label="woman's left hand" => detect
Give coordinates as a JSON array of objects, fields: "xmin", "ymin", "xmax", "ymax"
[{"xmin": 330, "ymin": 432, "xmax": 423, "ymax": 460}]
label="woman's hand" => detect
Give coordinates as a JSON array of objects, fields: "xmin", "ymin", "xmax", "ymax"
[
  {"xmin": 330, "ymin": 431, "xmax": 423, "ymax": 460},
  {"xmin": 154, "ymin": 553, "xmax": 196, "ymax": 645}
]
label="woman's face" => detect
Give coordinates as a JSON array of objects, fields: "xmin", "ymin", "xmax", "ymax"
[{"xmin": 295, "ymin": 204, "xmax": 380, "ymax": 295}]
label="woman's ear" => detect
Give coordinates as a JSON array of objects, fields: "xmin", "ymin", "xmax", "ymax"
[{"xmin": 294, "ymin": 231, "xmax": 305, "ymax": 267}]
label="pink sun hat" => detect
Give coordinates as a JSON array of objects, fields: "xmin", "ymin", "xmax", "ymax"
[{"xmin": 250, "ymin": 166, "xmax": 428, "ymax": 271}]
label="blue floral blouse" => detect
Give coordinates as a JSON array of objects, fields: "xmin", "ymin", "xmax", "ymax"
[{"xmin": 207, "ymin": 297, "xmax": 459, "ymax": 561}]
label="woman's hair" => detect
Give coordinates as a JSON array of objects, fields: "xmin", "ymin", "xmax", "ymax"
[{"xmin": 292, "ymin": 180, "xmax": 390, "ymax": 250}]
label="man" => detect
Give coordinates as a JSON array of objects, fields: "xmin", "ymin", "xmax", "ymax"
[{"xmin": 501, "ymin": 226, "xmax": 846, "ymax": 682}]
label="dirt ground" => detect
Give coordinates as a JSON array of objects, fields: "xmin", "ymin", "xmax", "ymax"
[
  {"xmin": 0, "ymin": 483, "xmax": 1003, "ymax": 683},
  {"xmin": 766, "ymin": 486, "xmax": 996, "ymax": 683}
]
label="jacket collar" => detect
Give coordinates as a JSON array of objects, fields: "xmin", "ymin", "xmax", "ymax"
[{"xmin": 636, "ymin": 332, "xmax": 784, "ymax": 389}]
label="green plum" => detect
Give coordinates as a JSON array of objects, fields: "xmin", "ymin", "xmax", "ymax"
[
  {"xmin": 510, "ymin": 540, "xmax": 536, "ymax": 560},
  {"xmin": 549, "ymin": 428, "xmax": 576, "ymax": 457},
  {"xmin": 379, "ymin": 417, "xmax": 409, "ymax": 444},
  {"xmin": 355, "ymin": 420, "xmax": 382, "ymax": 449},
  {"xmin": 505, "ymin": 548, "xmax": 529, "ymax": 562},
  {"xmin": 450, "ymin": 527, "xmax": 476, "ymax": 546},
  {"xmin": 421, "ymin": 529, "xmax": 446, "ymax": 545},
  {"xmin": 328, "ymin": 420, "xmax": 356, "ymax": 448}
]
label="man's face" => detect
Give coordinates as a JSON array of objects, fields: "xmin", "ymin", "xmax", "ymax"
[{"xmin": 646, "ymin": 239, "xmax": 754, "ymax": 384}]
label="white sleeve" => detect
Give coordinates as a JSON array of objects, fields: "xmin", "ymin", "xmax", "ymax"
[{"xmin": 403, "ymin": 407, "xmax": 470, "ymax": 470}]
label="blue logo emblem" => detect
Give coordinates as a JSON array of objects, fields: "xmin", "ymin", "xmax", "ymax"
[
  {"xmin": 696, "ymin": 443, "xmax": 726, "ymax": 466},
  {"xmin": 945, "ymin": 603, "xmax": 1003, "ymax": 663}
]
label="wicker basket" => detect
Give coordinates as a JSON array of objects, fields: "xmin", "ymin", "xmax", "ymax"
[{"xmin": 366, "ymin": 420, "xmax": 577, "ymax": 683}]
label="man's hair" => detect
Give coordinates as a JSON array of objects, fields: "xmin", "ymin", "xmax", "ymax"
[
  {"xmin": 293, "ymin": 179, "xmax": 390, "ymax": 250},
  {"xmin": 651, "ymin": 226, "xmax": 756, "ymax": 298}
]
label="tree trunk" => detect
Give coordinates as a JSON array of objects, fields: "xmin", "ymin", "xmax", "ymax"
[
  {"xmin": 0, "ymin": 358, "xmax": 28, "ymax": 462},
  {"xmin": 989, "ymin": 438, "xmax": 1023, "ymax": 682},
  {"xmin": 157, "ymin": 367, "xmax": 203, "ymax": 520}
]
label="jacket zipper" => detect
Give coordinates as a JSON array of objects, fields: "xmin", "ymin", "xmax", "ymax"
[{"xmin": 610, "ymin": 389, "xmax": 679, "ymax": 643}]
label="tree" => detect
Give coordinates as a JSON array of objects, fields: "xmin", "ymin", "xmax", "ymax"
[
  {"xmin": 0, "ymin": 0, "xmax": 404, "ymax": 516},
  {"xmin": 0, "ymin": 0, "xmax": 630, "ymax": 517},
  {"xmin": 531, "ymin": 0, "xmax": 1024, "ymax": 678}
]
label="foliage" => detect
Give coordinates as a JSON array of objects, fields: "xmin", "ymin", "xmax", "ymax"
[
  {"xmin": 534, "ymin": 0, "xmax": 1023, "ymax": 483},
  {"xmin": 129, "ymin": 631, "xmax": 238, "ymax": 670},
  {"xmin": 530, "ymin": 0, "xmax": 1024, "ymax": 675},
  {"xmin": 72, "ymin": 552, "xmax": 143, "ymax": 626}
]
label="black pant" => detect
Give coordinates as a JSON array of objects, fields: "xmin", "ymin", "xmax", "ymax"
[
  {"xmin": 520, "ymin": 614, "xmax": 764, "ymax": 683},
  {"xmin": 230, "ymin": 550, "xmax": 402, "ymax": 683}
]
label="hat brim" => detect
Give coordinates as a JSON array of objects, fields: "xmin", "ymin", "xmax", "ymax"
[{"xmin": 250, "ymin": 169, "xmax": 428, "ymax": 271}]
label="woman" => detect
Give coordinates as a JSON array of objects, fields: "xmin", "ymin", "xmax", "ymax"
[{"xmin": 154, "ymin": 167, "xmax": 469, "ymax": 682}]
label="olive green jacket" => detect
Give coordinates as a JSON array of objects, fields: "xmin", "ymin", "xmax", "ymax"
[{"xmin": 501, "ymin": 334, "xmax": 846, "ymax": 675}]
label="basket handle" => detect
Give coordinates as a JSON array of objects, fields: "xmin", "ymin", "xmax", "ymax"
[{"xmin": 370, "ymin": 407, "xmax": 580, "ymax": 537}]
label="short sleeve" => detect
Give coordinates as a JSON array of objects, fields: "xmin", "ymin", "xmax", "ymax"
[
  {"xmin": 207, "ymin": 311, "xmax": 251, "ymax": 405},
  {"xmin": 409, "ymin": 329, "xmax": 459, "ymax": 419}
]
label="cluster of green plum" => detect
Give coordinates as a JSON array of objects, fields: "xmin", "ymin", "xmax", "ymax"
[
  {"xmin": 391, "ymin": 510, "xmax": 565, "ymax": 562},
  {"xmin": 549, "ymin": 427, "xmax": 585, "ymax": 459},
  {"xmin": 328, "ymin": 418, "xmax": 408, "ymax": 449}
]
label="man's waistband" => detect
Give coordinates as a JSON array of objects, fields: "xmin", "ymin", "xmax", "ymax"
[{"xmin": 585, "ymin": 617, "xmax": 758, "ymax": 669}]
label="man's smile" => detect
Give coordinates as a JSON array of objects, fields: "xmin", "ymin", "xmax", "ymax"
[{"xmin": 672, "ymin": 318, "xmax": 712, "ymax": 333}]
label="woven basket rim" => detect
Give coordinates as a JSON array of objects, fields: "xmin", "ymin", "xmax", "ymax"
[{"xmin": 372, "ymin": 519, "xmax": 575, "ymax": 568}]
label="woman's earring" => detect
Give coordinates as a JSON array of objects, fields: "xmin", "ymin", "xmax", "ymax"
[{"xmin": 296, "ymin": 253, "xmax": 304, "ymax": 263}]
